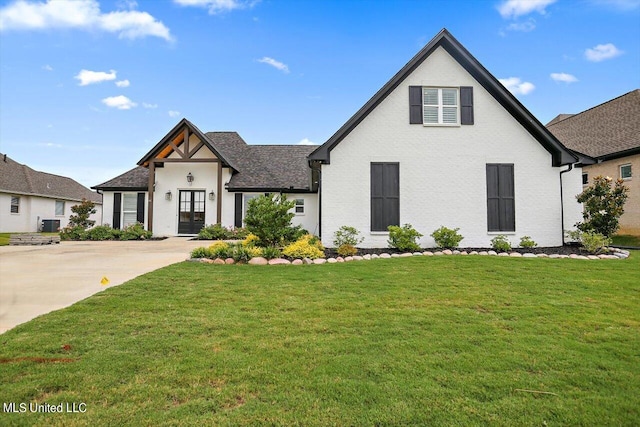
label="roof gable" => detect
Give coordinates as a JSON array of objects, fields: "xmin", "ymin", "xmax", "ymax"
[
  {"xmin": 309, "ymin": 28, "xmax": 578, "ymax": 167},
  {"xmin": 546, "ymin": 89, "xmax": 640, "ymax": 160},
  {"xmin": 0, "ymin": 153, "xmax": 102, "ymax": 203},
  {"xmin": 137, "ymin": 118, "xmax": 239, "ymax": 170}
]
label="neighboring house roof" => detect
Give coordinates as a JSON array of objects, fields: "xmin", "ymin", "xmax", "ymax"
[
  {"xmin": 92, "ymin": 166, "xmax": 149, "ymax": 191},
  {"xmin": 546, "ymin": 89, "xmax": 640, "ymax": 161},
  {"xmin": 0, "ymin": 153, "xmax": 102, "ymax": 204},
  {"xmin": 308, "ymin": 28, "xmax": 578, "ymax": 167},
  {"xmin": 546, "ymin": 114, "xmax": 575, "ymax": 126}
]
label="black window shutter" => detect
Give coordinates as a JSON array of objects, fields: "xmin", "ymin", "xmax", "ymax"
[
  {"xmin": 486, "ymin": 164, "xmax": 514, "ymax": 232},
  {"xmin": 409, "ymin": 86, "xmax": 423, "ymax": 124},
  {"xmin": 371, "ymin": 163, "xmax": 399, "ymax": 231},
  {"xmin": 460, "ymin": 86, "xmax": 474, "ymax": 125},
  {"xmin": 234, "ymin": 193, "xmax": 243, "ymax": 228},
  {"xmin": 136, "ymin": 192, "xmax": 145, "ymax": 225},
  {"xmin": 113, "ymin": 192, "xmax": 121, "ymax": 230}
]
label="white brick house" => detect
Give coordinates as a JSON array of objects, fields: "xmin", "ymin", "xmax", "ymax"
[{"xmin": 95, "ymin": 29, "xmax": 586, "ymax": 248}]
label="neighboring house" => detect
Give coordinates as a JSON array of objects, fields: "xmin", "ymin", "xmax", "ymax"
[
  {"xmin": 547, "ymin": 89, "xmax": 640, "ymax": 236},
  {"xmin": 0, "ymin": 153, "xmax": 103, "ymax": 233},
  {"xmin": 95, "ymin": 29, "xmax": 585, "ymax": 248},
  {"xmin": 93, "ymin": 125, "xmax": 319, "ymax": 235}
]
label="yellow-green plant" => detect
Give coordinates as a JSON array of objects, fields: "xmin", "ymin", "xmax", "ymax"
[
  {"xmin": 209, "ymin": 241, "xmax": 230, "ymax": 259},
  {"xmin": 283, "ymin": 234, "xmax": 324, "ymax": 259},
  {"xmin": 243, "ymin": 233, "xmax": 260, "ymax": 247}
]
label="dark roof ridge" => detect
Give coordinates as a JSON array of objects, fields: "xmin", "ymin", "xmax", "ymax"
[{"xmin": 547, "ymin": 89, "xmax": 640, "ymax": 128}]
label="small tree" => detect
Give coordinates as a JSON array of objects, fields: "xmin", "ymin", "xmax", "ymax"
[
  {"xmin": 68, "ymin": 198, "xmax": 96, "ymax": 229},
  {"xmin": 243, "ymin": 194, "xmax": 301, "ymax": 246},
  {"xmin": 575, "ymin": 175, "xmax": 628, "ymax": 238}
]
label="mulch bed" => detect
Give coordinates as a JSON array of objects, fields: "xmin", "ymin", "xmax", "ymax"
[{"xmin": 324, "ymin": 244, "xmax": 586, "ymax": 258}]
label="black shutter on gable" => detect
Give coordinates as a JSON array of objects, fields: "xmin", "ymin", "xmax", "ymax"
[
  {"xmin": 409, "ymin": 86, "xmax": 423, "ymax": 124},
  {"xmin": 113, "ymin": 192, "xmax": 122, "ymax": 230},
  {"xmin": 460, "ymin": 86, "xmax": 474, "ymax": 125},
  {"xmin": 136, "ymin": 192, "xmax": 145, "ymax": 225},
  {"xmin": 234, "ymin": 193, "xmax": 243, "ymax": 228},
  {"xmin": 371, "ymin": 163, "xmax": 400, "ymax": 231},
  {"xmin": 486, "ymin": 164, "xmax": 514, "ymax": 232}
]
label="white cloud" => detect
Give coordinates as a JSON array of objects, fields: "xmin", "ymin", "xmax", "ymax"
[
  {"xmin": 173, "ymin": 0, "xmax": 258, "ymax": 14},
  {"xmin": 168, "ymin": 110, "xmax": 181, "ymax": 117},
  {"xmin": 115, "ymin": 79, "xmax": 130, "ymax": 87},
  {"xmin": 550, "ymin": 72, "xmax": 578, "ymax": 83},
  {"xmin": 102, "ymin": 95, "xmax": 137, "ymax": 110},
  {"xmin": 506, "ymin": 19, "xmax": 536, "ymax": 32},
  {"xmin": 297, "ymin": 138, "xmax": 316, "ymax": 145},
  {"xmin": 584, "ymin": 43, "xmax": 623, "ymax": 62},
  {"xmin": 75, "ymin": 69, "xmax": 117, "ymax": 86},
  {"xmin": 257, "ymin": 56, "xmax": 289, "ymax": 73},
  {"xmin": 497, "ymin": 0, "xmax": 556, "ymax": 18},
  {"xmin": 142, "ymin": 102, "xmax": 158, "ymax": 109},
  {"xmin": 499, "ymin": 77, "xmax": 535, "ymax": 95},
  {"xmin": 42, "ymin": 64, "xmax": 53, "ymax": 71},
  {"xmin": 0, "ymin": 0, "xmax": 172, "ymax": 41}
]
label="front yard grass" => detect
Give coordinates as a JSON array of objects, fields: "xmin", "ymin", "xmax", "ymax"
[
  {"xmin": 612, "ymin": 234, "xmax": 640, "ymax": 247},
  {"xmin": 1, "ymin": 254, "xmax": 638, "ymax": 426}
]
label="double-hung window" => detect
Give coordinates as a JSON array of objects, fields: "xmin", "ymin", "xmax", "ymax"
[
  {"xmin": 620, "ymin": 164, "xmax": 632, "ymax": 180},
  {"xmin": 122, "ymin": 194, "xmax": 138, "ymax": 228},
  {"xmin": 10, "ymin": 196, "xmax": 20, "ymax": 214},
  {"xmin": 55, "ymin": 200, "xmax": 65, "ymax": 216},
  {"xmin": 294, "ymin": 198, "xmax": 304, "ymax": 215},
  {"xmin": 423, "ymin": 87, "xmax": 459, "ymax": 125}
]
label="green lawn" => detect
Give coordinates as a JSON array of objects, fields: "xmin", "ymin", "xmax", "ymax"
[
  {"xmin": 612, "ymin": 234, "xmax": 640, "ymax": 247},
  {"xmin": 1, "ymin": 255, "xmax": 639, "ymax": 426}
]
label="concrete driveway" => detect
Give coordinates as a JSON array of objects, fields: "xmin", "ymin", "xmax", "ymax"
[{"xmin": 0, "ymin": 237, "xmax": 205, "ymax": 334}]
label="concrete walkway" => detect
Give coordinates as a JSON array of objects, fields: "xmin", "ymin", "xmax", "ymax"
[{"xmin": 0, "ymin": 237, "xmax": 205, "ymax": 334}]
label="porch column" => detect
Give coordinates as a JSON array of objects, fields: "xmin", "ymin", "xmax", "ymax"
[
  {"xmin": 147, "ymin": 162, "xmax": 155, "ymax": 232},
  {"xmin": 216, "ymin": 161, "xmax": 222, "ymax": 224}
]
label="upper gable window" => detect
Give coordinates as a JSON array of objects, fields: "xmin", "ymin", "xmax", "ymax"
[{"xmin": 423, "ymin": 87, "xmax": 459, "ymax": 125}]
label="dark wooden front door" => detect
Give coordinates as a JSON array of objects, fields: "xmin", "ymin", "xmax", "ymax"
[{"xmin": 178, "ymin": 190, "xmax": 205, "ymax": 234}]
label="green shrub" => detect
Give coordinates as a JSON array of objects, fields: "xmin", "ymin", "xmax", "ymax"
[
  {"xmin": 566, "ymin": 230, "xmax": 611, "ymax": 254},
  {"xmin": 86, "ymin": 225, "xmax": 115, "ymax": 241},
  {"xmin": 59, "ymin": 225, "xmax": 87, "ymax": 241},
  {"xmin": 262, "ymin": 246, "xmax": 282, "ymax": 260},
  {"xmin": 198, "ymin": 223, "xmax": 234, "ymax": 240},
  {"xmin": 230, "ymin": 244, "xmax": 252, "ymax": 263},
  {"xmin": 68, "ymin": 199, "xmax": 96, "ymax": 229},
  {"xmin": 233, "ymin": 227, "xmax": 250, "ymax": 239},
  {"xmin": 191, "ymin": 247, "xmax": 212, "ymax": 259},
  {"xmin": 576, "ymin": 175, "xmax": 629, "ymax": 238},
  {"xmin": 120, "ymin": 223, "xmax": 152, "ymax": 241},
  {"xmin": 283, "ymin": 234, "xmax": 325, "ymax": 259},
  {"xmin": 519, "ymin": 236, "xmax": 537, "ymax": 249},
  {"xmin": 209, "ymin": 242, "xmax": 230, "ymax": 259},
  {"xmin": 243, "ymin": 233, "xmax": 261, "ymax": 247},
  {"xmin": 387, "ymin": 224, "xmax": 423, "ymax": 252},
  {"xmin": 490, "ymin": 235, "xmax": 512, "ymax": 252},
  {"xmin": 244, "ymin": 194, "xmax": 301, "ymax": 247},
  {"xmin": 333, "ymin": 226, "xmax": 363, "ymax": 248},
  {"xmin": 246, "ymin": 246, "xmax": 263, "ymax": 258},
  {"xmin": 337, "ymin": 244, "xmax": 358, "ymax": 257},
  {"xmin": 430, "ymin": 226, "xmax": 464, "ymax": 249}
]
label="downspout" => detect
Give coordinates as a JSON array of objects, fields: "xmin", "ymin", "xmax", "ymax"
[
  {"xmin": 559, "ymin": 164, "xmax": 573, "ymax": 246},
  {"xmin": 309, "ymin": 161, "xmax": 322, "ymax": 238}
]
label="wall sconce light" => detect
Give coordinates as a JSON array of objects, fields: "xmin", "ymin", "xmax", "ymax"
[
  {"xmin": 209, "ymin": 191, "xmax": 215, "ymax": 201},
  {"xmin": 187, "ymin": 172, "xmax": 194, "ymax": 184},
  {"xmin": 165, "ymin": 190, "xmax": 172, "ymax": 201}
]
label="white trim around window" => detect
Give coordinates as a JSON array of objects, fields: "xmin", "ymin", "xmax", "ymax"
[
  {"xmin": 294, "ymin": 198, "xmax": 305, "ymax": 215},
  {"xmin": 10, "ymin": 196, "xmax": 20, "ymax": 214},
  {"xmin": 422, "ymin": 87, "xmax": 459, "ymax": 126},
  {"xmin": 620, "ymin": 164, "xmax": 632, "ymax": 180},
  {"xmin": 55, "ymin": 200, "xmax": 65, "ymax": 216}
]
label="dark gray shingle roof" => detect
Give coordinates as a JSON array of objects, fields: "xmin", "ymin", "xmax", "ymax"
[
  {"xmin": 547, "ymin": 89, "xmax": 640, "ymax": 159},
  {"xmin": 92, "ymin": 166, "xmax": 149, "ymax": 190},
  {"xmin": 0, "ymin": 153, "xmax": 102, "ymax": 203}
]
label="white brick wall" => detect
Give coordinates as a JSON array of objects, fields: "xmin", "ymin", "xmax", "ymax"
[{"xmin": 320, "ymin": 46, "xmax": 582, "ymax": 248}]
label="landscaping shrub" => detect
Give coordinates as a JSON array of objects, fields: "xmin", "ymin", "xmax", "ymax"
[
  {"xmin": 243, "ymin": 233, "xmax": 261, "ymax": 247},
  {"xmin": 430, "ymin": 226, "xmax": 464, "ymax": 248},
  {"xmin": 337, "ymin": 244, "xmax": 358, "ymax": 257},
  {"xmin": 519, "ymin": 236, "xmax": 538, "ymax": 249},
  {"xmin": 491, "ymin": 235, "xmax": 512, "ymax": 252},
  {"xmin": 86, "ymin": 225, "xmax": 115, "ymax": 241},
  {"xmin": 262, "ymin": 246, "xmax": 282, "ymax": 260},
  {"xmin": 68, "ymin": 199, "xmax": 97, "ymax": 229},
  {"xmin": 191, "ymin": 247, "xmax": 212, "ymax": 259},
  {"xmin": 198, "ymin": 223, "xmax": 244, "ymax": 240},
  {"xmin": 283, "ymin": 234, "xmax": 325, "ymax": 259},
  {"xmin": 333, "ymin": 226, "xmax": 363, "ymax": 248},
  {"xmin": 244, "ymin": 194, "xmax": 302, "ymax": 246},
  {"xmin": 60, "ymin": 225, "xmax": 88, "ymax": 241},
  {"xmin": 230, "ymin": 244, "xmax": 252, "ymax": 263},
  {"xmin": 246, "ymin": 246, "xmax": 264, "ymax": 258},
  {"xmin": 566, "ymin": 230, "xmax": 611, "ymax": 254},
  {"xmin": 576, "ymin": 175, "xmax": 629, "ymax": 237},
  {"xmin": 387, "ymin": 224, "xmax": 423, "ymax": 252},
  {"xmin": 120, "ymin": 223, "xmax": 152, "ymax": 241},
  {"xmin": 209, "ymin": 242, "xmax": 230, "ymax": 259}
]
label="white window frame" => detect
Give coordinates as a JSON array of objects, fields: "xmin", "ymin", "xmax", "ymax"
[
  {"xmin": 10, "ymin": 196, "xmax": 20, "ymax": 214},
  {"xmin": 122, "ymin": 193, "xmax": 138, "ymax": 228},
  {"xmin": 55, "ymin": 200, "xmax": 65, "ymax": 216},
  {"xmin": 620, "ymin": 164, "xmax": 632, "ymax": 180},
  {"xmin": 294, "ymin": 198, "xmax": 305, "ymax": 215},
  {"xmin": 422, "ymin": 87, "xmax": 460, "ymax": 126}
]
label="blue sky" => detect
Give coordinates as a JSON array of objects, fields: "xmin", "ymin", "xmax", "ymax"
[{"xmin": 1, "ymin": 0, "xmax": 639, "ymax": 188}]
